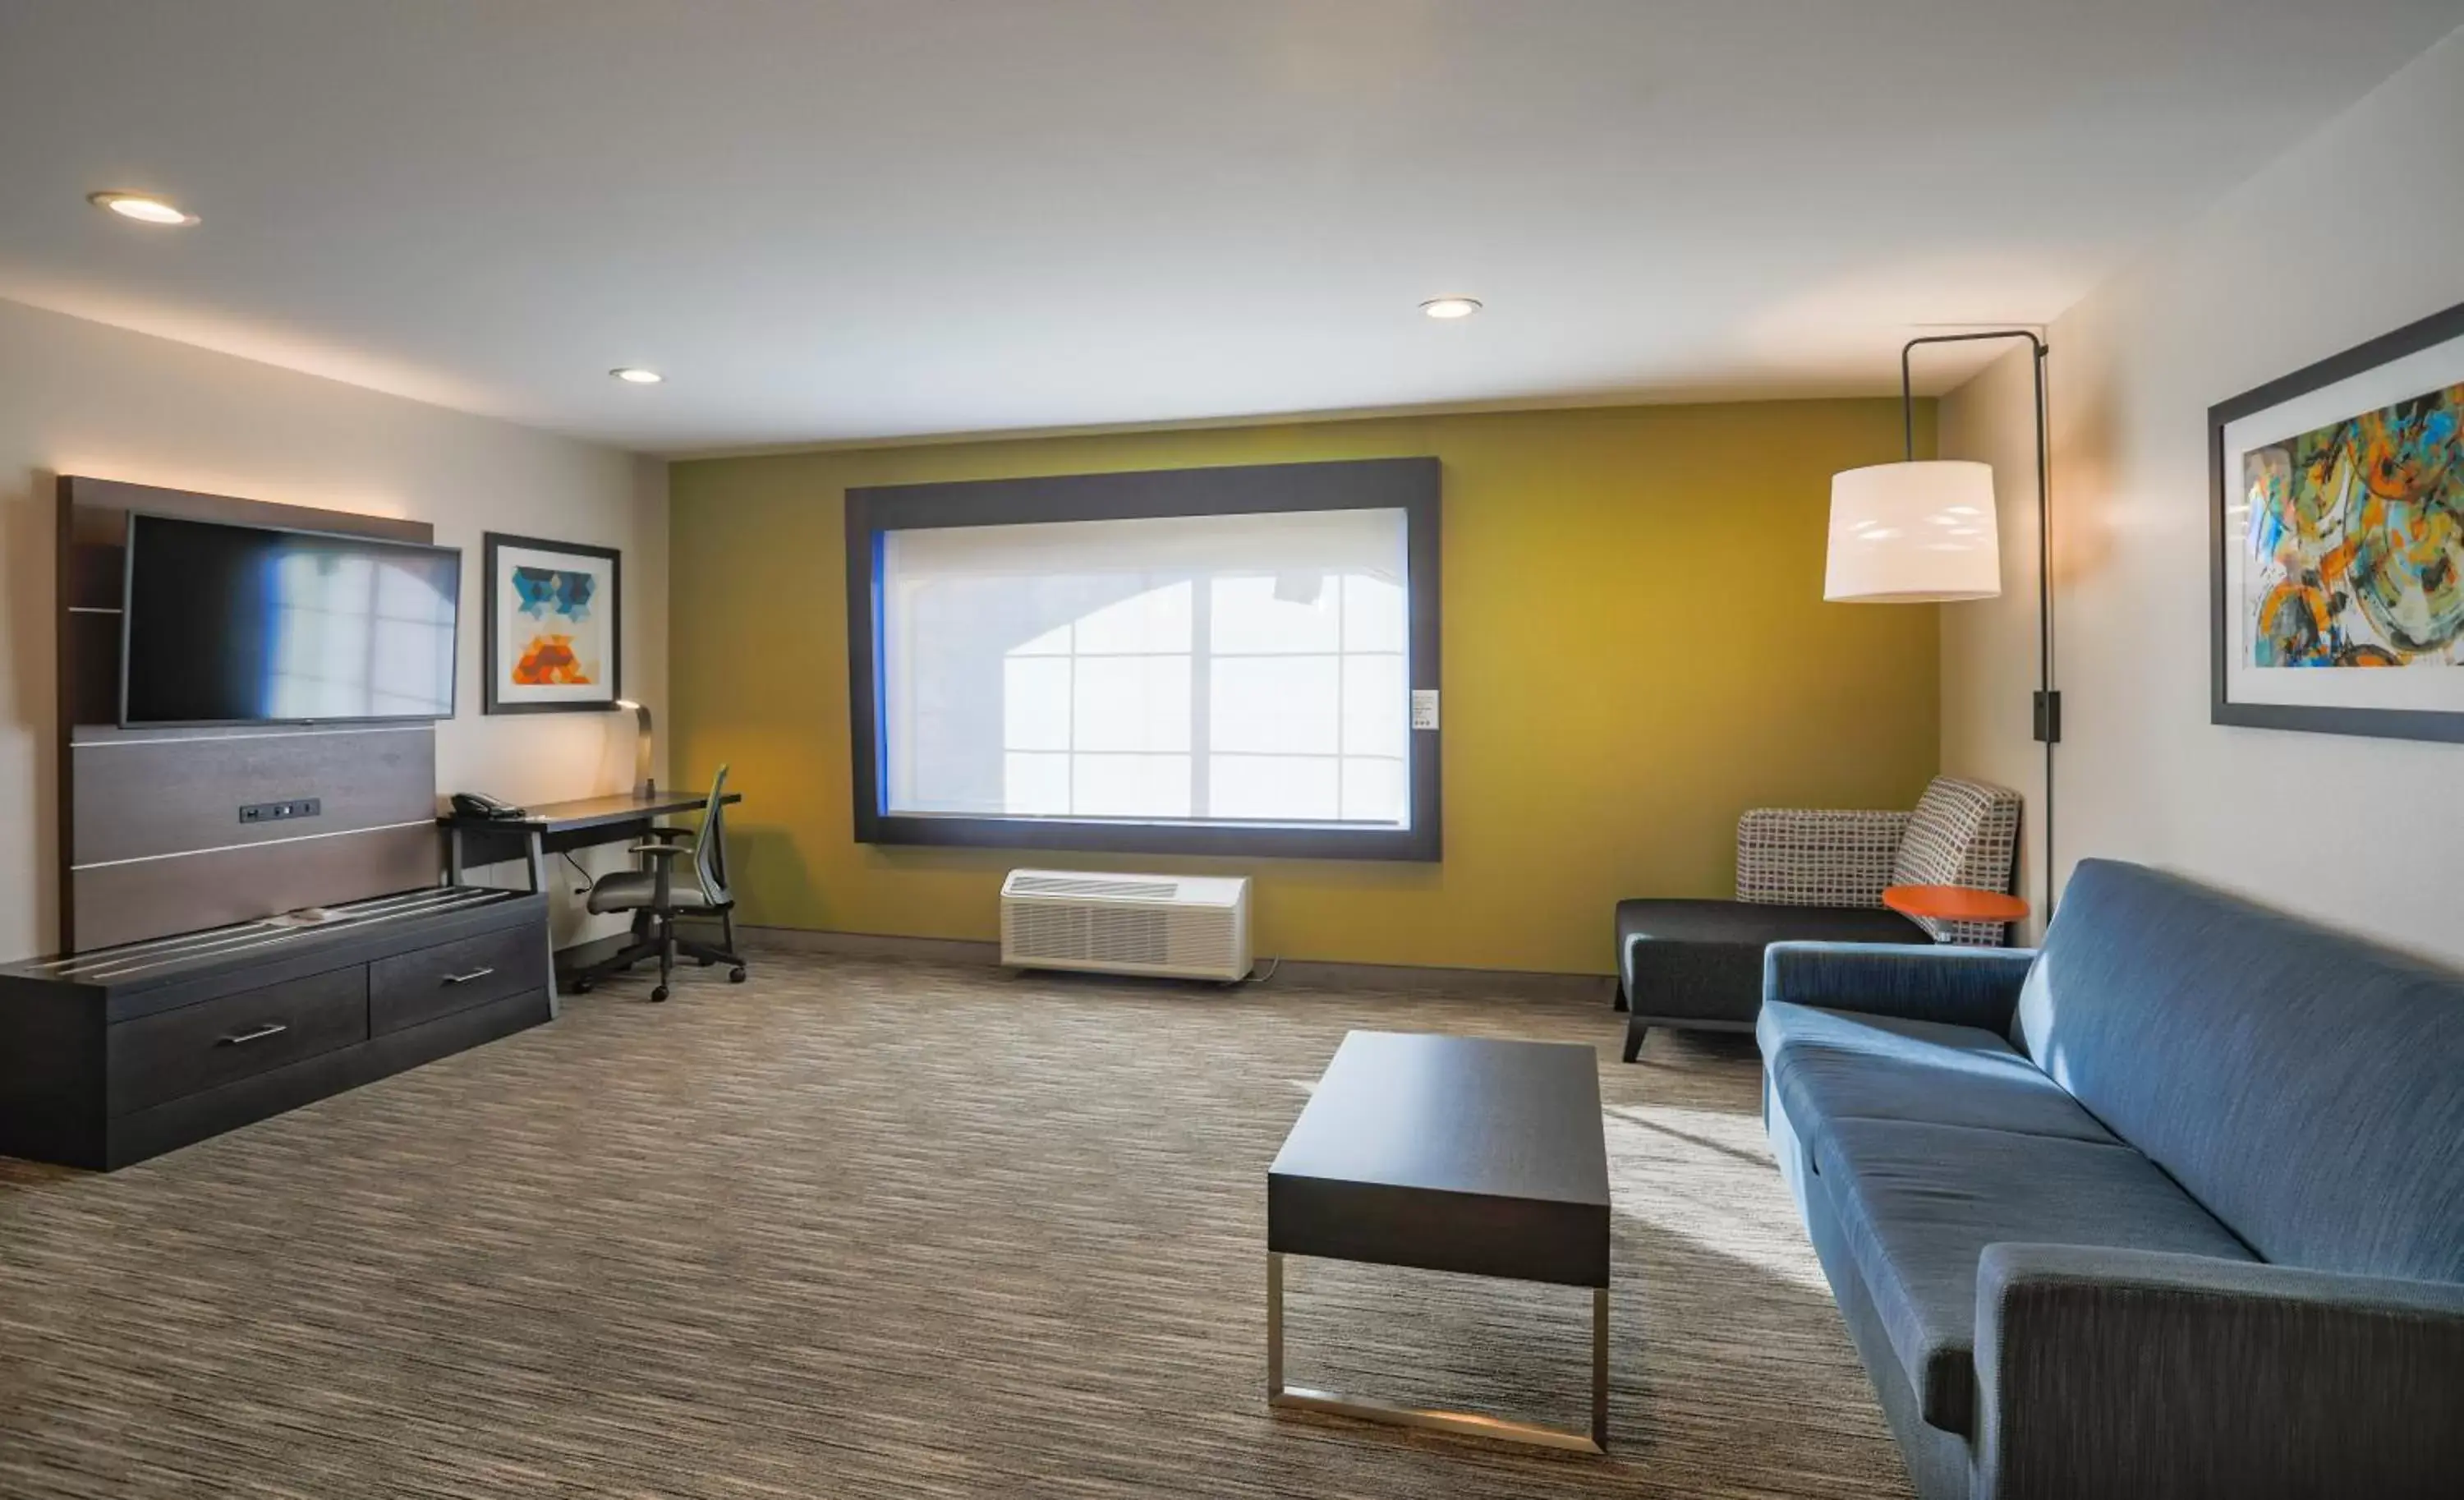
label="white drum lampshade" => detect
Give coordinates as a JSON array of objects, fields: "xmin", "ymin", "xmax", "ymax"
[{"xmin": 1824, "ymin": 461, "xmax": 2002, "ymax": 602}]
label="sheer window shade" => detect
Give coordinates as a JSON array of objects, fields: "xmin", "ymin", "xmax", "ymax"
[{"xmin": 881, "ymin": 508, "xmax": 1412, "ymax": 827}]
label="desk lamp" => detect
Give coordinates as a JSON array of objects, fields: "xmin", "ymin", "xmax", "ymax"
[{"xmin": 613, "ymin": 697, "xmax": 655, "ymax": 799}]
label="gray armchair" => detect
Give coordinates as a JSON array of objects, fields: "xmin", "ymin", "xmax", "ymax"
[{"xmin": 1615, "ymin": 775, "xmax": 2020, "ymax": 1061}]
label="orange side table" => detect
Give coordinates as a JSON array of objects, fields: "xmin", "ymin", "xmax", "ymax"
[{"xmin": 1882, "ymin": 884, "xmax": 2030, "ymax": 926}]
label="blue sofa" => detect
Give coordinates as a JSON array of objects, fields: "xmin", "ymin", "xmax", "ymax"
[{"xmin": 1758, "ymin": 858, "xmax": 2464, "ymax": 1499}]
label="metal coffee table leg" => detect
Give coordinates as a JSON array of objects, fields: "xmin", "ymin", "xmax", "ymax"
[{"xmin": 1266, "ymin": 1251, "xmax": 1609, "ymax": 1455}]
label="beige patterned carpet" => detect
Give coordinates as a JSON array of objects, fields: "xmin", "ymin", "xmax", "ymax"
[{"xmin": 0, "ymin": 948, "xmax": 1911, "ymax": 1499}]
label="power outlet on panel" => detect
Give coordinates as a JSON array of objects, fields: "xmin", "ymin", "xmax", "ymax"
[{"xmin": 239, "ymin": 797, "xmax": 323, "ymax": 824}]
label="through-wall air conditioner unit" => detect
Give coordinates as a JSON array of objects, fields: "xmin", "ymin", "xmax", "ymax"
[{"xmin": 1000, "ymin": 869, "xmax": 1253, "ymax": 982}]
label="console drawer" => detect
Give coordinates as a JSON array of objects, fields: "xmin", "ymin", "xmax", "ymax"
[
  {"xmin": 369, "ymin": 923, "xmax": 545, "ymax": 1034},
  {"xmin": 109, "ymin": 965, "xmax": 370, "ymax": 1115}
]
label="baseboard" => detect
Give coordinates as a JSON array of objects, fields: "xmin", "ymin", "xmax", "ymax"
[
  {"xmin": 554, "ymin": 930, "xmax": 637, "ymax": 975},
  {"xmin": 742, "ymin": 927, "xmax": 1001, "ymax": 966},
  {"xmin": 738, "ymin": 925, "xmax": 1614, "ymax": 1004},
  {"xmin": 559, "ymin": 917, "xmax": 734, "ymax": 978},
  {"xmin": 1266, "ymin": 958, "xmax": 1613, "ymax": 1004}
]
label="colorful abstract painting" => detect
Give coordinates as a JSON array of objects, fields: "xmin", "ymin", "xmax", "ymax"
[
  {"xmin": 483, "ymin": 534, "xmax": 622, "ymax": 713},
  {"xmin": 2243, "ymin": 382, "xmax": 2464, "ymax": 668},
  {"xmin": 510, "ymin": 566, "xmax": 600, "ymax": 685},
  {"xmin": 2213, "ymin": 304, "xmax": 2464, "ymax": 741}
]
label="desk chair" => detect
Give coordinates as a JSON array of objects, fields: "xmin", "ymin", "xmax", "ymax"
[{"xmin": 568, "ymin": 765, "xmax": 747, "ymax": 1003}]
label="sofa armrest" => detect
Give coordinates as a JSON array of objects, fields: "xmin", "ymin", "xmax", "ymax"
[
  {"xmin": 1735, "ymin": 808, "xmax": 1909, "ymax": 907},
  {"xmin": 1974, "ymin": 1244, "xmax": 2464, "ymax": 1500},
  {"xmin": 1763, "ymin": 941, "xmax": 2035, "ymax": 1033}
]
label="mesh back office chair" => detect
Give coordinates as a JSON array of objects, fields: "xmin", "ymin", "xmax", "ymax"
[{"xmin": 569, "ymin": 764, "xmax": 747, "ymax": 1003}]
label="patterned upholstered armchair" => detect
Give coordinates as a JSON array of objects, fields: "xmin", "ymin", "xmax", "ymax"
[{"xmin": 1616, "ymin": 775, "xmax": 2021, "ymax": 1061}]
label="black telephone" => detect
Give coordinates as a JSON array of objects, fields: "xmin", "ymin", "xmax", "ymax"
[{"xmin": 450, "ymin": 791, "xmax": 530, "ymax": 821}]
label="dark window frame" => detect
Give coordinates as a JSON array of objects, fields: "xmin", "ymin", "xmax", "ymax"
[{"xmin": 846, "ymin": 457, "xmax": 1441, "ymax": 862}]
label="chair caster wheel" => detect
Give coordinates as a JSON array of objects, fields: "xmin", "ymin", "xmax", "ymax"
[
  {"xmin": 571, "ymin": 978, "xmax": 593, "ymax": 993},
  {"xmin": 651, "ymin": 985, "xmax": 669, "ymax": 1003},
  {"xmin": 729, "ymin": 967, "xmax": 747, "ymax": 983}
]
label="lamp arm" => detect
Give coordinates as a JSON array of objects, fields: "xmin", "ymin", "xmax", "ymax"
[
  {"xmin": 1899, "ymin": 329, "xmax": 2048, "ymax": 461},
  {"xmin": 1897, "ymin": 329, "xmax": 2057, "ymax": 924}
]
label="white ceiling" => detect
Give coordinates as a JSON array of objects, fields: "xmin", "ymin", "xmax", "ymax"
[{"xmin": 2, "ymin": 2, "xmax": 2457, "ymax": 455}]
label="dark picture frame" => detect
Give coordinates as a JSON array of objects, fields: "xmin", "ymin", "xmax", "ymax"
[
  {"xmin": 2209, "ymin": 297, "xmax": 2464, "ymax": 743},
  {"xmin": 481, "ymin": 531, "xmax": 623, "ymax": 715},
  {"xmin": 845, "ymin": 457, "xmax": 1443, "ymax": 862}
]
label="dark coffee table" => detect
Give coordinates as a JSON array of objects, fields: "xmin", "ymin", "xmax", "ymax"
[{"xmin": 1266, "ymin": 1030, "xmax": 1612, "ymax": 1452}]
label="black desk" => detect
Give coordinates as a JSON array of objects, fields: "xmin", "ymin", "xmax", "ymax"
[{"xmin": 439, "ymin": 790, "xmax": 744, "ymax": 893}]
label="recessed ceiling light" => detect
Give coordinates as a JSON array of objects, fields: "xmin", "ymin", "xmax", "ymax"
[
  {"xmin": 1419, "ymin": 297, "xmax": 1483, "ymax": 320},
  {"xmin": 609, "ymin": 367, "xmax": 664, "ymax": 384},
  {"xmin": 89, "ymin": 191, "xmax": 195, "ymax": 226}
]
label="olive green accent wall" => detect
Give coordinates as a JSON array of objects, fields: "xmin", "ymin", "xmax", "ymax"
[{"xmin": 669, "ymin": 398, "xmax": 1939, "ymax": 976}]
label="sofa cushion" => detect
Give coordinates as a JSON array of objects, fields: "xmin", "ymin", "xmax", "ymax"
[
  {"xmin": 2018, "ymin": 860, "xmax": 2464, "ymax": 1283},
  {"xmin": 1619, "ymin": 899, "xmax": 1923, "ymax": 1024},
  {"xmin": 1758, "ymin": 1001, "xmax": 2117, "ymax": 1157},
  {"xmin": 1818, "ymin": 1117, "xmax": 2255, "ymax": 1437}
]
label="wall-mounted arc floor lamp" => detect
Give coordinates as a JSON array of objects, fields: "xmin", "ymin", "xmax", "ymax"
[{"xmin": 1825, "ymin": 331, "xmax": 2058, "ymax": 922}]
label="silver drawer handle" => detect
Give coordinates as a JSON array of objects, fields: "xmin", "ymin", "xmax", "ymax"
[
  {"xmin": 217, "ymin": 1022, "xmax": 289, "ymax": 1047},
  {"xmin": 442, "ymin": 967, "xmax": 497, "ymax": 986}
]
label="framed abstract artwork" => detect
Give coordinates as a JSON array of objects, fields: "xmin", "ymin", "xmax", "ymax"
[
  {"xmin": 481, "ymin": 532, "xmax": 622, "ymax": 714},
  {"xmin": 2210, "ymin": 298, "xmax": 2464, "ymax": 743}
]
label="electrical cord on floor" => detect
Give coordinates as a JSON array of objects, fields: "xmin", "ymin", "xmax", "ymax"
[{"xmin": 1246, "ymin": 956, "xmax": 1282, "ymax": 985}]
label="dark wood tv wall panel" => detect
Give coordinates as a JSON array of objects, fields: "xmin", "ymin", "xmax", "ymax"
[
  {"xmin": 71, "ymin": 727, "xmax": 438, "ymax": 865},
  {"xmin": 55, "ymin": 476, "xmax": 443, "ymax": 954}
]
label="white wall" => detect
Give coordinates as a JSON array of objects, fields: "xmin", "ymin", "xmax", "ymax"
[
  {"xmin": 0, "ymin": 296, "xmax": 667, "ymax": 961},
  {"xmin": 1941, "ymin": 27, "xmax": 2464, "ymax": 964}
]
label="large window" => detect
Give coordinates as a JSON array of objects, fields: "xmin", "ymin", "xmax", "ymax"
[{"xmin": 848, "ymin": 459, "xmax": 1438, "ymax": 860}]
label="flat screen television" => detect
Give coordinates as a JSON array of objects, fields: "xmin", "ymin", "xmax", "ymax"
[{"xmin": 120, "ymin": 512, "xmax": 462, "ymax": 727}]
